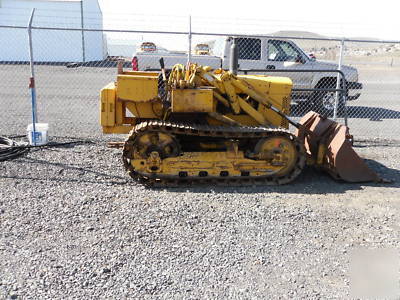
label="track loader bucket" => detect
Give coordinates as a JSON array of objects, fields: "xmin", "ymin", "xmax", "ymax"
[{"xmin": 296, "ymin": 111, "xmax": 381, "ymax": 182}]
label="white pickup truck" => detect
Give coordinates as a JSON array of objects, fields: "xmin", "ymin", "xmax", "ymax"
[{"xmin": 132, "ymin": 37, "xmax": 362, "ymax": 115}]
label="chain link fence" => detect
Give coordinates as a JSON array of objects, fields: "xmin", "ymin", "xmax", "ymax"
[{"xmin": 1, "ymin": 13, "xmax": 399, "ymax": 142}]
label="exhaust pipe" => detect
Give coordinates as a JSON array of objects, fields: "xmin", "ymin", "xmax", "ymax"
[{"xmin": 229, "ymin": 38, "xmax": 238, "ymax": 75}]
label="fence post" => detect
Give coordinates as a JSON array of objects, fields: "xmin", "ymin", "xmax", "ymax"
[
  {"xmin": 334, "ymin": 38, "xmax": 344, "ymax": 120},
  {"xmin": 28, "ymin": 8, "xmax": 38, "ymax": 145},
  {"xmin": 187, "ymin": 15, "xmax": 192, "ymax": 65},
  {"xmin": 80, "ymin": 0, "xmax": 86, "ymax": 63}
]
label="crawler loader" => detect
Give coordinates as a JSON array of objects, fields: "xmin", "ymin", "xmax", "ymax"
[{"xmin": 100, "ymin": 60, "xmax": 381, "ymax": 187}]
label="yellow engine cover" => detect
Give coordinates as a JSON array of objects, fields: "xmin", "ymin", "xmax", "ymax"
[
  {"xmin": 171, "ymin": 88, "xmax": 216, "ymax": 113},
  {"xmin": 239, "ymin": 75, "xmax": 292, "ymax": 128},
  {"xmin": 117, "ymin": 73, "xmax": 158, "ymax": 102}
]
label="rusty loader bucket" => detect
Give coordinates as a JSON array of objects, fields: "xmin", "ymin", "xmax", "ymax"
[{"xmin": 296, "ymin": 111, "xmax": 382, "ymax": 183}]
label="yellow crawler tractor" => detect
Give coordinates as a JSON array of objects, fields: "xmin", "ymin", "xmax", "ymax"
[{"xmin": 100, "ymin": 61, "xmax": 381, "ymax": 187}]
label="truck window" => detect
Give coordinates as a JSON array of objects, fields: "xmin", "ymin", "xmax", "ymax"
[
  {"xmin": 237, "ymin": 38, "xmax": 261, "ymax": 60},
  {"xmin": 267, "ymin": 40, "xmax": 301, "ymax": 62}
]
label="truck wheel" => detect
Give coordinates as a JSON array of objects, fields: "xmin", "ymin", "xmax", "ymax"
[{"xmin": 312, "ymin": 89, "xmax": 345, "ymax": 117}]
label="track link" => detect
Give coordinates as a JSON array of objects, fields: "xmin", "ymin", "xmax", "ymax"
[{"xmin": 122, "ymin": 120, "xmax": 306, "ymax": 187}]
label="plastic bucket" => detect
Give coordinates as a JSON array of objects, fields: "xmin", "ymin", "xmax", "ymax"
[{"xmin": 27, "ymin": 123, "xmax": 49, "ymax": 146}]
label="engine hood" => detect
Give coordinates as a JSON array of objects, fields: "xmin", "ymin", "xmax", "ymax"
[
  {"xmin": 313, "ymin": 60, "xmax": 358, "ymax": 81},
  {"xmin": 315, "ymin": 60, "xmax": 357, "ymax": 72}
]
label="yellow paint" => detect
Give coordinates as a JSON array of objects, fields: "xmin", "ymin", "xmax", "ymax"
[
  {"xmin": 100, "ymin": 82, "xmax": 116, "ymax": 127},
  {"xmin": 125, "ymin": 101, "xmax": 162, "ymax": 119},
  {"xmin": 253, "ymin": 136, "xmax": 297, "ymax": 176},
  {"xmin": 239, "ymin": 75, "xmax": 292, "ymax": 109},
  {"xmin": 220, "ymin": 73, "xmax": 241, "ymax": 114},
  {"xmin": 171, "ymin": 88, "xmax": 215, "ymax": 113},
  {"xmin": 223, "ymin": 114, "xmax": 259, "ymax": 126},
  {"xmin": 117, "ymin": 74, "xmax": 158, "ymax": 102},
  {"xmin": 236, "ymin": 75, "xmax": 292, "ymax": 128},
  {"xmin": 131, "ymin": 151, "xmax": 287, "ymax": 177},
  {"xmin": 100, "ymin": 64, "xmax": 293, "ymax": 135},
  {"xmin": 100, "ymin": 79, "xmax": 161, "ymax": 133},
  {"xmin": 237, "ymin": 96, "xmax": 267, "ymax": 125},
  {"xmin": 123, "ymin": 71, "xmax": 159, "ymax": 77},
  {"xmin": 102, "ymin": 125, "xmax": 133, "ymax": 134}
]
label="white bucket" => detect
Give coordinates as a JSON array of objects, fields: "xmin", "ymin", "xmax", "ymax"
[{"xmin": 27, "ymin": 123, "xmax": 49, "ymax": 146}]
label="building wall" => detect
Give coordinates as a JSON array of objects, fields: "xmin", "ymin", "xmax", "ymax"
[{"xmin": 0, "ymin": 0, "xmax": 104, "ymax": 62}]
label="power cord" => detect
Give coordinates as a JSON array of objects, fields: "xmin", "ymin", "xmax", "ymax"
[
  {"xmin": 0, "ymin": 136, "xmax": 94, "ymax": 162},
  {"xmin": 0, "ymin": 136, "xmax": 29, "ymax": 161}
]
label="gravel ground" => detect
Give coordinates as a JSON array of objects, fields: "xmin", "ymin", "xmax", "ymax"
[
  {"xmin": 1, "ymin": 136, "xmax": 399, "ymax": 299},
  {"xmin": 1, "ymin": 63, "xmax": 400, "ymax": 299}
]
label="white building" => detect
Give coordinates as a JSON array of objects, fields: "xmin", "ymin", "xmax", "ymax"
[{"xmin": 0, "ymin": 0, "xmax": 106, "ymax": 62}]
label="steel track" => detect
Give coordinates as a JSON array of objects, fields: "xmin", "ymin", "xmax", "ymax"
[{"xmin": 122, "ymin": 120, "xmax": 306, "ymax": 187}]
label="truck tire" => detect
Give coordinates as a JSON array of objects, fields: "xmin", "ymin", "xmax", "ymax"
[{"xmin": 312, "ymin": 82, "xmax": 345, "ymax": 117}]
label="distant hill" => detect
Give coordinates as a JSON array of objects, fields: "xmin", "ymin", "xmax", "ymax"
[
  {"xmin": 266, "ymin": 30, "xmax": 338, "ymax": 51},
  {"xmin": 268, "ymin": 31, "xmax": 392, "ymax": 50},
  {"xmin": 270, "ymin": 31, "xmax": 382, "ymax": 42},
  {"xmin": 269, "ymin": 31, "xmax": 328, "ymax": 39}
]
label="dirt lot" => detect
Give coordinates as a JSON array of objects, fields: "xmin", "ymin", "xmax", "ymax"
[
  {"xmin": 1, "ymin": 63, "xmax": 400, "ymax": 298},
  {"xmin": 1, "ymin": 138, "xmax": 399, "ymax": 299}
]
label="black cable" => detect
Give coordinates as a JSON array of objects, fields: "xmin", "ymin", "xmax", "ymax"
[
  {"xmin": 0, "ymin": 136, "xmax": 94, "ymax": 162},
  {"xmin": 6, "ymin": 135, "xmax": 26, "ymax": 139},
  {"xmin": 0, "ymin": 136, "xmax": 29, "ymax": 162}
]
